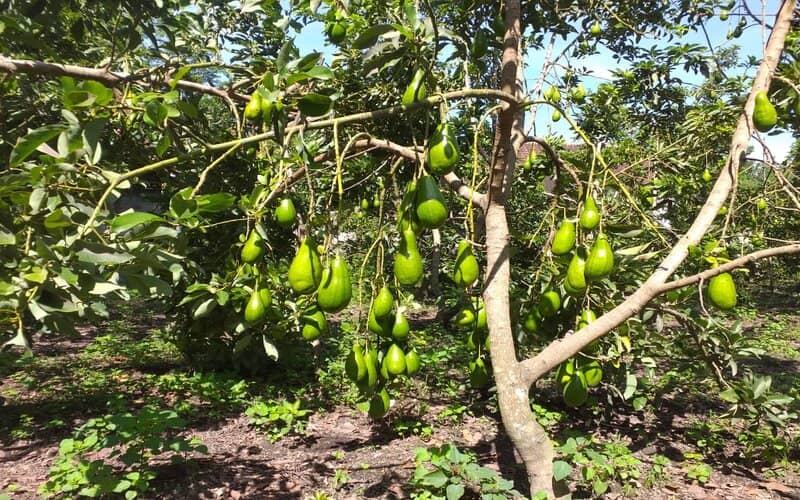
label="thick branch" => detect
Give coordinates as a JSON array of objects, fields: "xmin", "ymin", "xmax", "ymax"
[
  {"xmin": 519, "ymin": 0, "xmax": 797, "ymax": 387},
  {"xmin": 0, "ymin": 55, "xmax": 245, "ymax": 102},
  {"xmin": 658, "ymin": 244, "xmax": 800, "ymax": 293}
]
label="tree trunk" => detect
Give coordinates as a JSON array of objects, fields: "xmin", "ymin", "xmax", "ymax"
[
  {"xmin": 484, "ymin": 202, "xmax": 556, "ymax": 497},
  {"xmin": 482, "ymin": 0, "xmax": 559, "ymax": 497}
]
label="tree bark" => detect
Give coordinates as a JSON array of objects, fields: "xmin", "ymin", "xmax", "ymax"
[{"xmin": 482, "ymin": 0, "xmax": 558, "ymax": 497}]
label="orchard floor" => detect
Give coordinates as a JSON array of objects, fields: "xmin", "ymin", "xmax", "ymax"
[{"xmin": 1, "ymin": 301, "xmax": 799, "ymax": 499}]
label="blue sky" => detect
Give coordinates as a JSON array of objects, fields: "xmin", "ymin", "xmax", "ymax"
[
  {"xmin": 290, "ymin": 1, "xmax": 791, "ymax": 161},
  {"xmin": 522, "ymin": 0, "xmax": 791, "ymax": 161}
]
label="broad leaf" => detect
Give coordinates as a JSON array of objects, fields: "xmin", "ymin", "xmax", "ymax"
[
  {"xmin": 552, "ymin": 460, "xmax": 572, "ymax": 481},
  {"xmin": 111, "ymin": 212, "xmax": 164, "ymax": 233},
  {"xmin": 10, "ymin": 124, "xmax": 66, "ymax": 166},
  {"xmin": 352, "ymin": 24, "xmax": 397, "ymax": 49},
  {"xmin": 297, "ymin": 93, "xmax": 333, "ymax": 117}
]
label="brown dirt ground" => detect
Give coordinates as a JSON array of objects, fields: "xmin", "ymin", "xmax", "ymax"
[{"xmin": 1, "ymin": 310, "xmax": 799, "ymax": 499}]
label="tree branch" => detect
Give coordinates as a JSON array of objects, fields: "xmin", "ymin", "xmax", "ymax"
[
  {"xmin": 317, "ymin": 136, "xmax": 488, "ymax": 208},
  {"xmin": 657, "ymin": 244, "xmax": 800, "ymax": 294},
  {"xmin": 518, "ymin": 0, "xmax": 797, "ymax": 387},
  {"xmin": 78, "ymin": 90, "xmax": 510, "ymax": 236},
  {"xmin": 0, "ymin": 55, "xmax": 246, "ymax": 102}
]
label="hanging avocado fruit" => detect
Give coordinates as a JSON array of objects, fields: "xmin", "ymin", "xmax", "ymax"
[
  {"xmin": 368, "ymin": 307, "xmax": 393, "ymax": 337},
  {"xmin": 552, "ymin": 109, "xmax": 562, "ymax": 122},
  {"xmin": 702, "ymin": 168, "xmax": 713, "ymax": 183},
  {"xmin": 521, "ymin": 308, "xmax": 542, "ymax": 334},
  {"xmin": 571, "ymin": 83, "xmax": 587, "ymax": 102},
  {"xmin": 372, "ymin": 286, "xmax": 394, "ymax": 319},
  {"xmin": 708, "ymin": 271, "xmax": 737, "ymax": 310},
  {"xmin": 546, "ymin": 85, "xmax": 561, "ymax": 103},
  {"xmin": 551, "ymin": 220, "xmax": 576, "ymax": 255},
  {"xmin": 383, "ymin": 343, "xmax": 407, "ymax": 376},
  {"xmin": 405, "ymin": 349, "xmax": 421, "ymax": 376},
  {"xmin": 367, "ymin": 387, "xmax": 391, "ymax": 419},
  {"xmin": 259, "ymin": 288, "xmax": 272, "ymax": 308},
  {"xmin": 562, "ymin": 370, "xmax": 589, "ymax": 407},
  {"xmin": 578, "ymin": 358, "xmax": 603, "ymax": 387},
  {"xmin": 402, "ymin": 68, "xmax": 427, "ymax": 105},
  {"xmin": 453, "ymin": 307, "xmax": 476, "ymax": 329},
  {"xmin": 475, "ymin": 302, "xmax": 488, "ymax": 332},
  {"xmin": 345, "ymin": 344, "xmax": 367, "ymax": 382},
  {"xmin": 244, "ymin": 285, "xmax": 267, "ymax": 324},
  {"xmin": 391, "ymin": 311, "xmax": 411, "ymax": 342},
  {"xmin": 427, "ymin": 123, "xmax": 460, "ymax": 176},
  {"xmin": 301, "ymin": 306, "xmax": 328, "ymax": 340},
  {"xmin": 240, "ymin": 230, "xmax": 265, "ymax": 263},
  {"xmin": 275, "ymin": 198, "xmax": 297, "ymax": 227},
  {"xmin": 356, "ymin": 348, "xmax": 379, "ymax": 395},
  {"xmin": 578, "ymin": 309, "xmax": 599, "ymax": 353},
  {"xmin": 469, "ymin": 358, "xmax": 491, "ymax": 388},
  {"xmin": 288, "ymin": 237, "xmax": 323, "ymax": 294},
  {"xmin": 453, "ymin": 239, "xmax": 480, "ymax": 288},
  {"xmin": 317, "ymin": 254, "xmax": 352, "ymax": 313},
  {"xmin": 472, "ymin": 29, "xmax": 489, "ymax": 58},
  {"xmin": 394, "ymin": 227, "xmax": 424, "ymax": 286},
  {"xmin": 579, "ymin": 194, "xmax": 601, "ymax": 230},
  {"xmin": 244, "ymin": 92, "xmax": 262, "ymax": 121},
  {"xmin": 578, "ymin": 309, "xmax": 597, "ymax": 329},
  {"xmin": 537, "ymin": 290, "xmax": 562, "ymax": 318},
  {"xmin": 566, "ymin": 251, "xmax": 587, "ymax": 291},
  {"xmin": 325, "ymin": 12, "xmax": 347, "ymax": 45},
  {"xmin": 415, "ymin": 175, "xmax": 448, "ymax": 229},
  {"xmin": 752, "ymin": 91, "xmax": 777, "ymax": 132},
  {"xmin": 584, "ymin": 233, "xmax": 614, "ymax": 280}
]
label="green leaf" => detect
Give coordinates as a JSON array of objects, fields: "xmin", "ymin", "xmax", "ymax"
[
  {"xmin": 752, "ymin": 376, "xmax": 771, "ymax": 399},
  {"xmin": 111, "ymin": 212, "xmax": 164, "ymax": 233},
  {"xmin": 28, "ymin": 300, "xmax": 48, "ymax": 320},
  {"xmin": 297, "ymin": 93, "xmax": 332, "ymax": 117},
  {"xmin": 10, "ymin": 124, "xmax": 67, "ymax": 166},
  {"xmin": 552, "ymin": 460, "xmax": 572, "ymax": 481},
  {"xmin": 3, "ymin": 329, "xmax": 30, "ymax": 350},
  {"xmin": 240, "ymin": 0, "xmax": 264, "ymax": 13},
  {"xmin": 0, "ymin": 280, "xmax": 17, "ymax": 296},
  {"xmin": 144, "ymin": 100, "xmax": 168, "ymax": 127},
  {"xmin": 623, "ymin": 373, "xmax": 638, "ymax": 400},
  {"xmin": 445, "ymin": 483, "xmax": 465, "ymax": 500},
  {"xmin": 593, "ymin": 479, "xmax": 609, "ymax": 495},
  {"xmin": 23, "ymin": 267, "xmax": 47, "ymax": 284},
  {"xmin": 421, "ymin": 470, "xmax": 448, "ymax": 488},
  {"xmin": 80, "ymin": 81, "xmax": 113, "ymax": 106},
  {"xmin": 276, "ymin": 39, "xmax": 295, "ymax": 74},
  {"xmin": 44, "ymin": 210, "xmax": 72, "ymax": 230},
  {"xmin": 0, "ymin": 226, "xmax": 16, "ymax": 245},
  {"xmin": 82, "ymin": 118, "xmax": 106, "ymax": 165},
  {"xmin": 196, "ymin": 193, "xmax": 236, "ymax": 213},
  {"xmin": 169, "ymin": 65, "xmax": 193, "ymax": 88},
  {"xmin": 353, "ymin": 24, "xmax": 396, "ymax": 49},
  {"xmin": 169, "ymin": 188, "xmax": 198, "ymax": 219},
  {"xmin": 718, "ymin": 387, "xmax": 739, "ymax": 403},
  {"xmin": 76, "ymin": 247, "xmax": 134, "ymax": 265},
  {"xmin": 155, "ymin": 133, "xmax": 171, "ymax": 157},
  {"xmin": 192, "ymin": 298, "xmax": 217, "ymax": 320},
  {"xmin": 615, "ymin": 242, "xmax": 651, "ymax": 256}
]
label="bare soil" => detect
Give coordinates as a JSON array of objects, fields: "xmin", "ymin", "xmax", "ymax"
[{"xmin": 1, "ymin": 308, "xmax": 799, "ymax": 499}]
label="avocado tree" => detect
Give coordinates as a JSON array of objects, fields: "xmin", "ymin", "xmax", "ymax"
[{"xmin": 1, "ymin": 0, "xmax": 799, "ymax": 497}]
